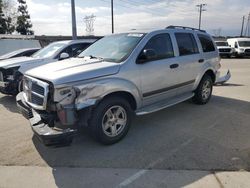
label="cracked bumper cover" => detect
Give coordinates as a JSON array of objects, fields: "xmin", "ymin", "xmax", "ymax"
[
  {"xmin": 16, "ymin": 92, "xmax": 77, "ymax": 146},
  {"xmin": 215, "ymin": 70, "xmax": 231, "ymax": 85}
]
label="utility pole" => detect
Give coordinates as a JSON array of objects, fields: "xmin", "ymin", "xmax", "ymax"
[
  {"xmin": 240, "ymin": 16, "xmax": 245, "ymax": 37},
  {"xmin": 71, "ymin": 0, "xmax": 77, "ymax": 40},
  {"xmin": 111, "ymin": 0, "xmax": 114, "ymax": 33},
  {"xmin": 245, "ymin": 13, "xmax": 250, "ymax": 37},
  {"xmin": 196, "ymin": 4, "xmax": 207, "ymax": 30}
]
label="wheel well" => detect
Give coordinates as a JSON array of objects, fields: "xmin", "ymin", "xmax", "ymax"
[
  {"xmin": 204, "ymin": 70, "xmax": 216, "ymax": 83},
  {"xmin": 102, "ymin": 91, "xmax": 137, "ymax": 110}
]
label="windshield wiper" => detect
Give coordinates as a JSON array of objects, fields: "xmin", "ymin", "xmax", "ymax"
[
  {"xmin": 78, "ymin": 55, "xmax": 104, "ymax": 60},
  {"xmin": 89, "ymin": 55, "xmax": 104, "ymax": 60}
]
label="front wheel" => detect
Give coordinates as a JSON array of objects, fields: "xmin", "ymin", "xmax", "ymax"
[
  {"xmin": 192, "ymin": 74, "xmax": 213, "ymax": 105},
  {"xmin": 88, "ymin": 96, "xmax": 132, "ymax": 145}
]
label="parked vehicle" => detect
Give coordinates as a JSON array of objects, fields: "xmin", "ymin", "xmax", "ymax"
[
  {"xmin": 0, "ymin": 38, "xmax": 41, "ymax": 56},
  {"xmin": 0, "ymin": 48, "xmax": 40, "ymax": 61},
  {"xmin": 227, "ymin": 38, "xmax": 250, "ymax": 57},
  {"xmin": 215, "ymin": 41, "xmax": 234, "ymax": 58},
  {"xmin": 17, "ymin": 26, "xmax": 222, "ymax": 146},
  {"xmin": 0, "ymin": 39, "xmax": 97, "ymax": 95}
]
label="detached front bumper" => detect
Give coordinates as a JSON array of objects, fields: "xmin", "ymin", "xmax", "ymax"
[
  {"xmin": 16, "ymin": 92, "xmax": 77, "ymax": 146},
  {"xmin": 215, "ymin": 70, "xmax": 231, "ymax": 85}
]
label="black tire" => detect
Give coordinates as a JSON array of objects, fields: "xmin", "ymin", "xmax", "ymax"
[
  {"xmin": 192, "ymin": 74, "xmax": 213, "ymax": 105},
  {"xmin": 88, "ymin": 96, "xmax": 133, "ymax": 145}
]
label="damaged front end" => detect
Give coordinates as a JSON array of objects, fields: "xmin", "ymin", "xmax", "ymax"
[
  {"xmin": 16, "ymin": 75, "xmax": 104, "ymax": 146},
  {"xmin": 16, "ymin": 76, "xmax": 80, "ymax": 146},
  {"xmin": 0, "ymin": 67, "xmax": 22, "ymax": 95}
]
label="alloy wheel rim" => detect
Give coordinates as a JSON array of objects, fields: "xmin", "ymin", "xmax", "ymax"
[
  {"xmin": 102, "ymin": 105, "xmax": 127, "ymax": 137},
  {"xmin": 202, "ymin": 80, "xmax": 211, "ymax": 100}
]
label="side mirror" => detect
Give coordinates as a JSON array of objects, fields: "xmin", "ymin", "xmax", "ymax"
[
  {"xmin": 59, "ymin": 52, "xmax": 70, "ymax": 60},
  {"xmin": 136, "ymin": 49, "xmax": 156, "ymax": 64}
]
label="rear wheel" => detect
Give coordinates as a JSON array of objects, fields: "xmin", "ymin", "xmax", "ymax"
[
  {"xmin": 88, "ymin": 96, "xmax": 132, "ymax": 145},
  {"xmin": 192, "ymin": 74, "xmax": 213, "ymax": 105}
]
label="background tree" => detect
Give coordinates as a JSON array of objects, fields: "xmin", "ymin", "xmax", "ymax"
[
  {"xmin": 16, "ymin": 0, "xmax": 33, "ymax": 35},
  {"xmin": 2, "ymin": 0, "xmax": 17, "ymax": 34},
  {"xmin": 0, "ymin": 0, "xmax": 7, "ymax": 34}
]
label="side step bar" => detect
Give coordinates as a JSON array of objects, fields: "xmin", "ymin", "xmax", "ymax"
[{"xmin": 136, "ymin": 92, "xmax": 194, "ymax": 116}]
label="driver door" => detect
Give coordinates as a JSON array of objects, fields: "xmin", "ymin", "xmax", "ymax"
[{"xmin": 137, "ymin": 33, "xmax": 180, "ymax": 106}]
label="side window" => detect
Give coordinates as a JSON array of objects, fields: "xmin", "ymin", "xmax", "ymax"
[
  {"xmin": 13, "ymin": 53, "xmax": 24, "ymax": 58},
  {"xmin": 71, "ymin": 43, "xmax": 91, "ymax": 57},
  {"xmin": 198, "ymin": 34, "xmax": 216, "ymax": 52},
  {"xmin": 175, "ymin": 33, "xmax": 199, "ymax": 56},
  {"xmin": 142, "ymin": 33, "xmax": 174, "ymax": 60},
  {"xmin": 22, "ymin": 50, "xmax": 37, "ymax": 57},
  {"xmin": 60, "ymin": 46, "xmax": 73, "ymax": 57}
]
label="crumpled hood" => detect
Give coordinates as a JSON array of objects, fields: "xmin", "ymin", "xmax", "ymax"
[
  {"xmin": 25, "ymin": 58, "xmax": 121, "ymax": 85},
  {"xmin": 0, "ymin": 56, "xmax": 43, "ymax": 69}
]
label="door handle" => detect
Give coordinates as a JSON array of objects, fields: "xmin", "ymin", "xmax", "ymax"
[
  {"xmin": 198, "ymin": 59, "xmax": 205, "ymax": 63},
  {"xmin": 170, "ymin": 64, "xmax": 179, "ymax": 69}
]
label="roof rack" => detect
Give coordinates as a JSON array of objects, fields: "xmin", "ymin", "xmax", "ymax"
[{"xmin": 166, "ymin": 25, "xmax": 206, "ymax": 33}]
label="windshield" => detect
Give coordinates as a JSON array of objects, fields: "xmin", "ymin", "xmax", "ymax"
[
  {"xmin": 32, "ymin": 42, "xmax": 66, "ymax": 58},
  {"xmin": 78, "ymin": 33, "xmax": 144, "ymax": 63},
  {"xmin": 238, "ymin": 41, "xmax": 250, "ymax": 47},
  {"xmin": 216, "ymin": 42, "xmax": 229, "ymax": 46}
]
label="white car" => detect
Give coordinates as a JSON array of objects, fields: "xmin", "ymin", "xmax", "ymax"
[
  {"xmin": 227, "ymin": 38, "xmax": 250, "ymax": 57},
  {"xmin": 215, "ymin": 41, "xmax": 234, "ymax": 58},
  {"xmin": 0, "ymin": 48, "xmax": 41, "ymax": 61},
  {"xmin": 0, "ymin": 39, "xmax": 97, "ymax": 95}
]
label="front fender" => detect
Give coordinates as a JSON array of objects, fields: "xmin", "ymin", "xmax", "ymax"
[{"xmin": 74, "ymin": 78, "xmax": 142, "ymax": 110}]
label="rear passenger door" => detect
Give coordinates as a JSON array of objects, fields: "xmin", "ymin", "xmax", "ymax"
[
  {"xmin": 197, "ymin": 34, "xmax": 218, "ymax": 68},
  {"xmin": 174, "ymin": 32, "xmax": 202, "ymax": 95}
]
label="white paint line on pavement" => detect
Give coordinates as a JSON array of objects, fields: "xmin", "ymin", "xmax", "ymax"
[
  {"xmin": 117, "ymin": 169, "xmax": 148, "ymax": 187},
  {"xmin": 117, "ymin": 137, "xmax": 194, "ymax": 187}
]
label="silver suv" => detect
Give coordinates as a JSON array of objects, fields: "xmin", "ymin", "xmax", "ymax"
[{"xmin": 17, "ymin": 26, "xmax": 221, "ymax": 146}]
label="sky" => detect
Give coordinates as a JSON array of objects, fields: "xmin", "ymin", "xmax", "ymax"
[{"xmin": 24, "ymin": 0, "xmax": 250, "ymax": 36}]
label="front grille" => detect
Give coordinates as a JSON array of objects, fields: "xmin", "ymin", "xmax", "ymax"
[
  {"xmin": 31, "ymin": 93, "xmax": 44, "ymax": 106},
  {"xmin": 23, "ymin": 76, "xmax": 49, "ymax": 110},
  {"xmin": 219, "ymin": 48, "xmax": 231, "ymax": 53},
  {"xmin": 31, "ymin": 83, "xmax": 45, "ymax": 95},
  {"xmin": 245, "ymin": 49, "xmax": 250, "ymax": 53}
]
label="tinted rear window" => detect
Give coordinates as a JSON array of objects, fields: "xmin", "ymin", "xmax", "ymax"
[
  {"xmin": 198, "ymin": 34, "xmax": 216, "ymax": 52},
  {"xmin": 175, "ymin": 33, "xmax": 199, "ymax": 56}
]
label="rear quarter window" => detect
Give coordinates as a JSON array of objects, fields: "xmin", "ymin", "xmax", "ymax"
[
  {"xmin": 175, "ymin": 33, "xmax": 199, "ymax": 56},
  {"xmin": 198, "ymin": 34, "xmax": 216, "ymax": 52}
]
